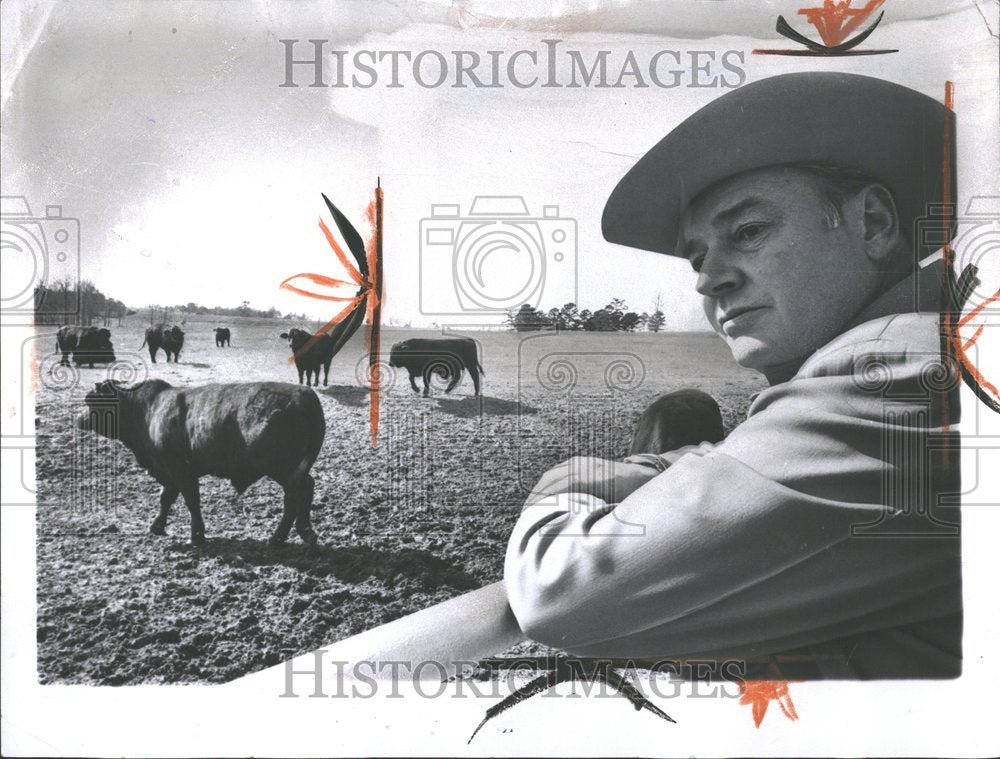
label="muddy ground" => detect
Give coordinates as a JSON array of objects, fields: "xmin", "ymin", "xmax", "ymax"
[{"xmin": 33, "ymin": 319, "xmax": 764, "ymax": 684}]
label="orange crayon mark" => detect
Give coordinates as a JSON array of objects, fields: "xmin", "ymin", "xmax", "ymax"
[
  {"xmin": 279, "ymin": 181, "xmax": 386, "ymax": 445},
  {"xmin": 738, "ymin": 680, "xmax": 800, "ymax": 728},
  {"xmin": 952, "ymin": 287, "xmax": 1000, "ymax": 399},
  {"xmin": 364, "ymin": 179, "xmax": 385, "ymax": 446},
  {"xmin": 798, "ymin": 0, "xmax": 886, "ymax": 47},
  {"xmin": 940, "ymin": 81, "xmax": 955, "ymax": 442},
  {"xmin": 279, "ymin": 272, "xmax": 365, "ymax": 301},
  {"xmin": 318, "ymin": 217, "xmax": 365, "ymax": 288}
]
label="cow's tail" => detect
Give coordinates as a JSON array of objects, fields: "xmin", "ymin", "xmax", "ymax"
[{"xmin": 139, "ymin": 335, "xmax": 148, "ymax": 350}]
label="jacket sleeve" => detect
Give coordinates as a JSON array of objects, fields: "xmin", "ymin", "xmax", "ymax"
[{"xmin": 504, "ymin": 324, "xmax": 962, "ymax": 658}]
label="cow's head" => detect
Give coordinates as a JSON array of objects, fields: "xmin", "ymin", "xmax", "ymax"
[
  {"xmin": 76, "ymin": 329, "xmax": 116, "ymax": 365},
  {"xmin": 388, "ymin": 340, "xmax": 411, "ymax": 368},
  {"xmin": 280, "ymin": 328, "xmax": 311, "ymax": 352},
  {"xmin": 78, "ymin": 380, "xmax": 124, "ymax": 438},
  {"xmin": 162, "ymin": 325, "xmax": 185, "ymax": 348}
]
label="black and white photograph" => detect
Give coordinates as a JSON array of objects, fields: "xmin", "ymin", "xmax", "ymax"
[{"xmin": 2, "ymin": 0, "xmax": 998, "ymax": 755}]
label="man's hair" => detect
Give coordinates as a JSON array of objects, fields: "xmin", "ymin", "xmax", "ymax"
[{"xmin": 789, "ymin": 162, "xmax": 913, "ymax": 284}]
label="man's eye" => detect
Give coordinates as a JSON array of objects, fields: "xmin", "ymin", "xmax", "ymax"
[{"xmin": 734, "ymin": 223, "xmax": 767, "ymax": 244}]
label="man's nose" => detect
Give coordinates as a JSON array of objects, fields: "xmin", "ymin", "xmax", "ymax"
[{"xmin": 695, "ymin": 250, "xmax": 743, "ymax": 297}]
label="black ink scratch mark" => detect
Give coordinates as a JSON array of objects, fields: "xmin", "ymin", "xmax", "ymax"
[{"xmin": 467, "ymin": 659, "xmax": 676, "ymax": 744}]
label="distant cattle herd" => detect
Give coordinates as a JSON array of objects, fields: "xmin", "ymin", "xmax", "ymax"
[{"xmin": 54, "ymin": 324, "xmax": 723, "ymax": 548}]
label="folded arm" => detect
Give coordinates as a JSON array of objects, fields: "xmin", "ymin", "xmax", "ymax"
[{"xmin": 504, "ymin": 351, "xmax": 961, "ymax": 658}]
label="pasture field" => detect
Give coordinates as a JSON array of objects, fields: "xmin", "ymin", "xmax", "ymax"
[{"xmin": 33, "ymin": 316, "xmax": 766, "ymax": 684}]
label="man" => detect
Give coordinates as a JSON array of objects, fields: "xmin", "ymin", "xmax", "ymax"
[{"xmin": 504, "ymin": 72, "xmax": 964, "ymax": 679}]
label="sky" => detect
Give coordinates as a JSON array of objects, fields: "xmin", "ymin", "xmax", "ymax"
[{"xmin": 2, "ymin": 0, "xmax": 996, "ymax": 328}]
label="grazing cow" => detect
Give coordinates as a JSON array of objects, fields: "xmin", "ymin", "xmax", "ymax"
[
  {"xmin": 388, "ymin": 337, "xmax": 483, "ymax": 397},
  {"xmin": 213, "ymin": 327, "xmax": 231, "ymax": 347},
  {"xmin": 141, "ymin": 324, "xmax": 185, "ymax": 363},
  {"xmin": 77, "ymin": 379, "xmax": 324, "ymax": 546},
  {"xmin": 55, "ymin": 325, "xmax": 116, "ymax": 367},
  {"xmin": 279, "ymin": 328, "xmax": 335, "ymax": 387},
  {"xmin": 628, "ymin": 388, "xmax": 725, "ymax": 456}
]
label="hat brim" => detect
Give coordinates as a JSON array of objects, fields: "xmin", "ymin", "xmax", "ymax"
[{"xmin": 601, "ymin": 72, "xmax": 956, "ymax": 258}]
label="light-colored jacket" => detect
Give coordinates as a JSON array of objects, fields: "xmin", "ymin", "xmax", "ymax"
[{"xmin": 505, "ymin": 267, "xmax": 962, "ymax": 678}]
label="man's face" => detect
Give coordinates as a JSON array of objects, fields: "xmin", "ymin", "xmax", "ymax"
[{"xmin": 679, "ymin": 166, "xmax": 881, "ymax": 373}]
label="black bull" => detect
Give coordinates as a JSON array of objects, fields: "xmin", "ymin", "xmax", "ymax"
[
  {"xmin": 77, "ymin": 379, "xmax": 325, "ymax": 546},
  {"xmin": 388, "ymin": 337, "xmax": 484, "ymax": 397},
  {"xmin": 141, "ymin": 324, "xmax": 185, "ymax": 363},
  {"xmin": 56, "ymin": 325, "xmax": 116, "ymax": 367},
  {"xmin": 214, "ymin": 327, "xmax": 231, "ymax": 347},
  {"xmin": 279, "ymin": 328, "xmax": 334, "ymax": 387}
]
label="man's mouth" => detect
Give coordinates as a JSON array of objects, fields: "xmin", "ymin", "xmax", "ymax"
[{"xmin": 718, "ymin": 306, "xmax": 767, "ymax": 332}]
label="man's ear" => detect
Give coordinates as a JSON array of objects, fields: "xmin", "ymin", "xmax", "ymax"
[{"xmin": 861, "ymin": 184, "xmax": 901, "ymax": 264}]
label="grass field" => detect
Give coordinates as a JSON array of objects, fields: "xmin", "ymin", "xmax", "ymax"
[{"xmin": 33, "ymin": 315, "xmax": 766, "ymax": 684}]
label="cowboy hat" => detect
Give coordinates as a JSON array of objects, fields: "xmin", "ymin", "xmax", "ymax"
[{"xmin": 601, "ymin": 72, "xmax": 956, "ymax": 258}]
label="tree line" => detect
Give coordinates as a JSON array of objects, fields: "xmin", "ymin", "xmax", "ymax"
[
  {"xmin": 33, "ymin": 280, "xmax": 132, "ymax": 327},
  {"xmin": 505, "ymin": 297, "xmax": 666, "ymax": 332},
  {"xmin": 146, "ymin": 300, "xmax": 311, "ymax": 325},
  {"xmin": 33, "ymin": 282, "xmax": 313, "ymax": 327}
]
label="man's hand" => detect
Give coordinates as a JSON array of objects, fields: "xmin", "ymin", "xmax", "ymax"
[{"xmin": 525, "ymin": 456, "xmax": 661, "ymax": 506}]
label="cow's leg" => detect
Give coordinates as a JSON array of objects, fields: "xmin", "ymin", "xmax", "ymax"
[
  {"xmin": 443, "ymin": 364, "xmax": 462, "ymax": 394},
  {"xmin": 322, "ymin": 361, "xmax": 331, "ymax": 387},
  {"xmin": 422, "ymin": 373, "xmax": 430, "ymax": 397},
  {"xmin": 408, "ymin": 372, "xmax": 420, "ymax": 394},
  {"xmin": 469, "ymin": 366, "xmax": 482, "ymax": 396},
  {"xmin": 268, "ymin": 491, "xmax": 297, "ymax": 547},
  {"xmin": 149, "ymin": 346, "xmax": 157, "ymax": 363},
  {"xmin": 291, "ymin": 473, "xmax": 318, "ymax": 547},
  {"xmin": 151, "ymin": 484, "xmax": 179, "ymax": 535},
  {"xmin": 180, "ymin": 480, "xmax": 206, "ymax": 545}
]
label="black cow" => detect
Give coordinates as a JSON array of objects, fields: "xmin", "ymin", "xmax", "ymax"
[
  {"xmin": 388, "ymin": 337, "xmax": 483, "ymax": 397},
  {"xmin": 77, "ymin": 379, "xmax": 324, "ymax": 546},
  {"xmin": 628, "ymin": 388, "xmax": 725, "ymax": 456},
  {"xmin": 141, "ymin": 324, "xmax": 185, "ymax": 363},
  {"xmin": 279, "ymin": 328, "xmax": 334, "ymax": 387},
  {"xmin": 55, "ymin": 325, "xmax": 116, "ymax": 367},
  {"xmin": 214, "ymin": 327, "xmax": 231, "ymax": 347}
]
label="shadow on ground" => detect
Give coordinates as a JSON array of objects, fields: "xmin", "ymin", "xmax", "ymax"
[
  {"xmin": 319, "ymin": 384, "xmax": 370, "ymax": 407},
  {"xmin": 434, "ymin": 396, "xmax": 536, "ymax": 418},
  {"xmin": 179, "ymin": 537, "xmax": 479, "ymax": 591}
]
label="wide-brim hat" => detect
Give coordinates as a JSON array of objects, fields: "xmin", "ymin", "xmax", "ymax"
[{"xmin": 601, "ymin": 72, "xmax": 956, "ymax": 258}]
